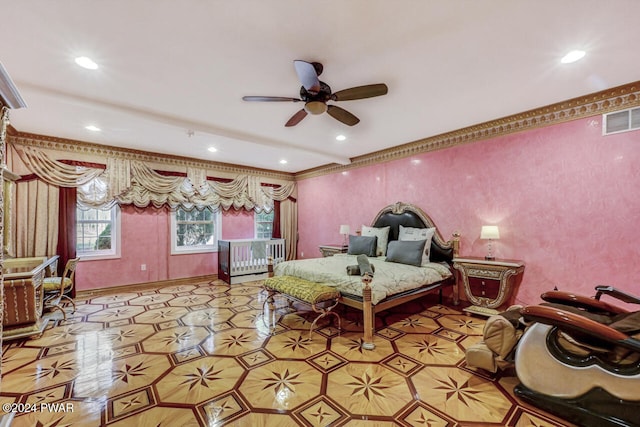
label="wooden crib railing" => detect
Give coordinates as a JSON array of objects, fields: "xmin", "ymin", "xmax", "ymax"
[{"xmin": 218, "ymin": 238, "xmax": 286, "ymax": 284}]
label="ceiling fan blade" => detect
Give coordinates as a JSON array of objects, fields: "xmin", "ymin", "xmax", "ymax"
[
  {"xmin": 285, "ymin": 109, "xmax": 308, "ymax": 127},
  {"xmin": 331, "ymin": 83, "xmax": 388, "ymax": 101},
  {"xmin": 327, "ymin": 105, "xmax": 360, "ymax": 126},
  {"xmin": 293, "ymin": 60, "xmax": 320, "ymax": 94},
  {"xmin": 242, "ymin": 96, "xmax": 301, "ymax": 102}
]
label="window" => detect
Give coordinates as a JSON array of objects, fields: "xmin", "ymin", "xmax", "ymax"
[
  {"xmin": 76, "ymin": 205, "xmax": 120, "ymax": 259},
  {"xmin": 171, "ymin": 208, "xmax": 221, "ymax": 254},
  {"xmin": 255, "ymin": 211, "xmax": 274, "ymax": 239}
]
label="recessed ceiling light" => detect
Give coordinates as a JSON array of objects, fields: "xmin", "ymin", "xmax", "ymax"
[
  {"xmin": 207, "ymin": 147, "xmax": 217, "ymax": 153},
  {"xmin": 279, "ymin": 159, "xmax": 288, "ymax": 164},
  {"xmin": 75, "ymin": 56, "xmax": 99, "ymax": 70},
  {"xmin": 336, "ymin": 134, "xmax": 346, "ymax": 141},
  {"xmin": 560, "ymin": 50, "xmax": 585, "ymax": 64},
  {"xmin": 85, "ymin": 125, "xmax": 101, "ymax": 132}
]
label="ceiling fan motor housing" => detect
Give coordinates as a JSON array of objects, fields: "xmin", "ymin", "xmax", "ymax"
[{"xmin": 300, "ymin": 81, "xmax": 332, "ymax": 101}]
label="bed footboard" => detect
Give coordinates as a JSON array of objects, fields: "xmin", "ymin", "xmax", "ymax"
[
  {"xmin": 340, "ymin": 276, "xmax": 457, "ymax": 350},
  {"xmin": 361, "ymin": 273, "xmax": 375, "ymax": 350}
]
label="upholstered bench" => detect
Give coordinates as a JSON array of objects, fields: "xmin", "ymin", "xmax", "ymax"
[{"xmin": 263, "ymin": 275, "xmax": 341, "ymax": 338}]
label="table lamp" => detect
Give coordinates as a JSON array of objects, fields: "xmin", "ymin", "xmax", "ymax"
[
  {"xmin": 480, "ymin": 225, "xmax": 500, "ymax": 260},
  {"xmin": 339, "ymin": 224, "xmax": 350, "ymax": 246}
]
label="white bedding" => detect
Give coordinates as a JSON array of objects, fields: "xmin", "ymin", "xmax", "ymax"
[{"xmin": 273, "ymin": 254, "xmax": 452, "ymax": 305}]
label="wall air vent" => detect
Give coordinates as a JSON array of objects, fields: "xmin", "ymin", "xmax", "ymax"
[{"xmin": 603, "ymin": 107, "xmax": 640, "ymax": 135}]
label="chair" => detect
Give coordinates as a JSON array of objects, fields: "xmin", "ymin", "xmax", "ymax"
[
  {"xmin": 43, "ymin": 257, "xmax": 79, "ymax": 321},
  {"xmin": 513, "ymin": 286, "xmax": 640, "ymax": 427},
  {"xmin": 465, "ymin": 286, "xmax": 640, "ymax": 426}
]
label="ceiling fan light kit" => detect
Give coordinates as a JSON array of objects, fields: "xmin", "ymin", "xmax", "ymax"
[
  {"xmin": 304, "ymin": 101, "xmax": 327, "ymax": 115},
  {"xmin": 242, "ymin": 60, "xmax": 388, "ymax": 127}
]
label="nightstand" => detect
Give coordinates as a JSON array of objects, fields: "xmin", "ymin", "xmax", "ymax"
[
  {"xmin": 318, "ymin": 244, "xmax": 348, "ymax": 257},
  {"xmin": 453, "ymin": 257, "xmax": 525, "ymax": 317}
]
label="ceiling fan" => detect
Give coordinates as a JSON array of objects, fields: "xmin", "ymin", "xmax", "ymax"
[{"xmin": 242, "ymin": 60, "xmax": 388, "ymax": 127}]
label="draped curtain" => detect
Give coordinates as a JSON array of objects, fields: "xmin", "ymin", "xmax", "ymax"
[
  {"xmin": 272, "ymin": 200, "xmax": 281, "ymax": 239},
  {"xmin": 12, "ymin": 145, "xmax": 298, "ymax": 260},
  {"xmin": 56, "ymin": 187, "xmax": 77, "ymax": 295},
  {"xmin": 280, "ymin": 199, "xmax": 298, "ymax": 261},
  {"xmin": 14, "ymin": 179, "xmax": 59, "ymax": 258}
]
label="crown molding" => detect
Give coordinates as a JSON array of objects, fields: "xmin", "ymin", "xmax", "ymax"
[
  {"xmin": 295, "ymin": 81, "xmax": 640, "ymax": 180},
  {"xmin": 7, "ymin": 81, "xmax": 640, "ymax": 182},
  {"xmin": 9, "ymin": 131, "xmax": 295, "ymax": 182}
]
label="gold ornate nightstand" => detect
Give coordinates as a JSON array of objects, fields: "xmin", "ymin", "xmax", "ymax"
[
  {"xmin": 453, "ymin": 257, "xmax": 525, "ymax": 317},
  {"xmin": 318, "ymin": 244, "xmax": 348, "ymax": 257}
]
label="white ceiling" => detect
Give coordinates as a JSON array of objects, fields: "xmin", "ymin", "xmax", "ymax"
[{"xmin": 2, "ymin": 0, "xmax": 640, "ymax": 173}]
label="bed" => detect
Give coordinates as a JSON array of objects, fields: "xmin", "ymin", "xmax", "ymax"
[
  {"xmin": 218, "ymin": 238, "xmax": 286, "ymax": 284},
  {"xmin": 273, "ymin": 201, "xmax": 460, "ymax": 348}
]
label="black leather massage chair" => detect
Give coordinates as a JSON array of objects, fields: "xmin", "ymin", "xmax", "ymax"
[{"xmin": 466, "ymin": 286, "xmax": 640, "ymax": 427}]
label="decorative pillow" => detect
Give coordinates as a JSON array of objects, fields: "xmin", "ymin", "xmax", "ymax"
[
  {"xmin": 385, "ymin": 239, "xmax": 427, "ymax": 267},
  {"xmin": 398, "ymin": 225, "xmax": 436, "ymax": 266},
  {"xmin": 347, "ymin": 235, "xmax": 377, "ymax": 257},
  {"xmin": 361, "ymin": 225, "xmax": 390, "ymax": 256}
]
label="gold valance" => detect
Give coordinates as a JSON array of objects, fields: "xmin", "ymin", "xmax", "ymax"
[{"xmin": 15, "ymin": 146, "xmax": 296, "ymax": 212}]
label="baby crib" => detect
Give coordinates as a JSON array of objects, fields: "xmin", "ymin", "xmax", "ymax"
[{"xmin": 218, "ymin": 238, "xmax": 286, "ymax": 284}]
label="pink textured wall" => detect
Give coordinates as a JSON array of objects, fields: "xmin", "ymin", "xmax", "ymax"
[
  {"xmin": 76, "ymin": 207, "xmax": 256, "ymax": 291},
  {"xmin": 221, "ymin": 209, "xmax": 255, "ymax": 240},
  {"xmin": 297, "ymin": 116, "xmax": 640, "ymax": 306}
]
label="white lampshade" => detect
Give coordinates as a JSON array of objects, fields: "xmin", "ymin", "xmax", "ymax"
[
  {"xmin": 339, "ymin": 224, "xmax": 350, "ymax": 235},
  {"xmin": 480, "ymin": 225, "xmax": 500, "ymax": 240}
]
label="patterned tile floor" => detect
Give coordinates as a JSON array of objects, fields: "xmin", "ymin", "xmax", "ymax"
[{"xmin": 0, "ymin": 278, "xmax": 574, "ymax": 426}]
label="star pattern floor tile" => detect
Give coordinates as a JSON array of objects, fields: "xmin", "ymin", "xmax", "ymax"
[{"xmin": 0, "ymin": 278, "xmax": 575, "ymax": 426}]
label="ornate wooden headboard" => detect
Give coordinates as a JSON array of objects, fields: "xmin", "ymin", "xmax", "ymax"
[{"xmin": 371, "ymin": 201, "xmax": 459, "ymax": 263}]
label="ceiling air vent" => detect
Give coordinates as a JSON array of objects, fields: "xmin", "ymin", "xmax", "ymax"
[{"xmin": 603, "ymin": 107, "xmax": 640, "ymax": 135}]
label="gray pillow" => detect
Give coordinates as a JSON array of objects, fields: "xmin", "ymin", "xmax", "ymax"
[
  {"xmin": 385, "ymin": 239, "xmax": 427, "ymax": 267},
  {"xmin": 347, "ymin": 235, "xmax": 377, "ymax": 257}
]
